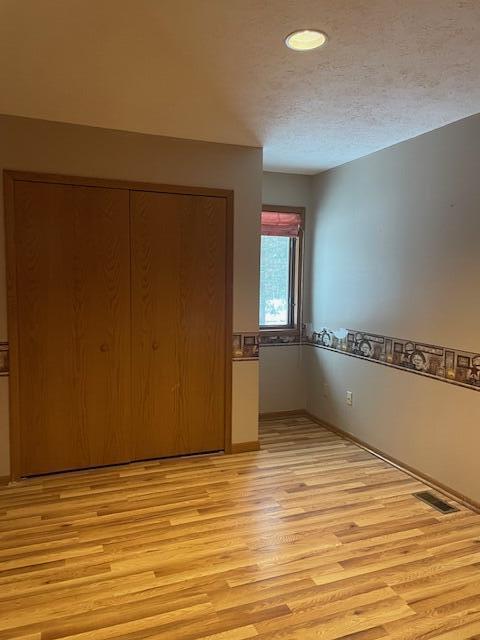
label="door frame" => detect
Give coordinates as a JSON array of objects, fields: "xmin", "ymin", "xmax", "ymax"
[{"xmin": 4, "ymin": 170, "xmax": 234, "ymax": 480}]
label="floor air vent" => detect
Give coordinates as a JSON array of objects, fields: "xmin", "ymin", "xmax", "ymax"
[{"xmin": 413, "ymin": 491, "xmax": 459, "ymax": 514}]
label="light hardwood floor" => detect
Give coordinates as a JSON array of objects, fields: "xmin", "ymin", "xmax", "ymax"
[{"xmin": 1, "ymin": 415, "xmax": 480, "ymax": 639}]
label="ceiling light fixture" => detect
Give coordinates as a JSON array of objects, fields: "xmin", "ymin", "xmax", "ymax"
[{"xmin": 285, "ymin": 29, "xmax": 328, "ymax": 51}]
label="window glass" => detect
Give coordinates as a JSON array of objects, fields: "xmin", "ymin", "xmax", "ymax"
[{"xmin": 259, "ymin": 235, "xmax": 291, "ymax": 327}]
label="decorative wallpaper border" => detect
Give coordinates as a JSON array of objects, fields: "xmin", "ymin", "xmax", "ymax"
[
  {"xmin": 304, "ymin": 327, "xmax": 480, "ymax": 392},
  {"xmin": 5, "ymin": 328, "xmax": 476, "ymax": 392},
  {"xmin": 0, "ymin": 342, "xmax": 8, "ymax": 376},
  {"xmin": 232, "ymin": 331, "xmax": 302, "ymax": 359},
  {"xmin": 259, "ymin": 333, "xmax": 302, "ymax": 347},
  {"xmin": 232, "ymin": 333, "xmax": 259, "ymax": 361}
]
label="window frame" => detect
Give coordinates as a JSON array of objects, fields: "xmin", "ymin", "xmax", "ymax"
[{"xmin": 259, "ymin": 204, "xmax": 305, "ymax": 335}]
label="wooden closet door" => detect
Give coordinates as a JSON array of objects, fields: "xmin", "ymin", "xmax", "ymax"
[
  {"xmin": 131, "ymin": 191, "xmax": 227, "ymax": 459},
  {"xmin": 14, "ymin": 181, "xmax": 131, "ymax": 475}
]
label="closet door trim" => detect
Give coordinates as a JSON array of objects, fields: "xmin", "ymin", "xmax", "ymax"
[
  {"xmin": 4, "ymin": 170, "xmax": 233, "ymax": 480},
  {"xmin": 3, "ymin": 171, "xmax": 233, "ymax": 199}
]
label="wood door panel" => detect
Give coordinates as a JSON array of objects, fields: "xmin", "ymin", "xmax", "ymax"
[
  {"xmin": 14, "ymin": 181, "xmax": 131, "ymax": 475},
  {"xmin": 131, "ymin": 191, "xmax": 226, "ymax": 458}
]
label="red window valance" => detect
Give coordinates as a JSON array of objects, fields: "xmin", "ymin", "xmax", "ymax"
[{"xmin": 261, "ymin": 211, "xmax": 302, "ymax": 237}]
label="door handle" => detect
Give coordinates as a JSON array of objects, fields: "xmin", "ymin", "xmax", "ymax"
[
  {"xmin": 100, "ymin": 343, "xmax": 109, "ymax": 352},
  {"xmin": 152, "ymin": 341, "xmax": 159, "ymax": 351}
]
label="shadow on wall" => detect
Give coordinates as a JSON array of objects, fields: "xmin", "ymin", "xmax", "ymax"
[
  {"xmin": 303, "ymin": 173, "xmax": 336, "ymax": 328},
  {"xmin": 306, "ymin": 347, "xmax": 345, "ymax": 430}
]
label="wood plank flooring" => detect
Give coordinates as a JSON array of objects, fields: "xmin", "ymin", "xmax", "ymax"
[{"xmin": 1, "ymin": 415, "xmax": 479, "ymax": 639}]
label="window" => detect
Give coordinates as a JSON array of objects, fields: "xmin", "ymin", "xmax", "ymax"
[{"xmin": 259, "ymin": 207, "xmax": 304, "ymax": 330}]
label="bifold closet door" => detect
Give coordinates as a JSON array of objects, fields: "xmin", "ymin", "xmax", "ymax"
[
  {"xmin": 14, "ymin": 181, "xmax": 131, "ymax": 475},
  {"xmin": 131, "ymin": 191, "xmax": 227, "ymax": 458}
]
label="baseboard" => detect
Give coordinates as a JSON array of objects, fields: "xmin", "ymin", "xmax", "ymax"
[
  {"xmin": 230, "ymin": 441, "xmax": 260, "ymax": 454},
  {"xmin": 0, "ymin": 475, "xmax": 9, "ymax": 486},
  {"xmin": 259, "ymin": 409, "xmax": 306, "ymax": 420},
  {"xmin": 302, "ymin": 410, "xmax": 480, "ymax": 514}
]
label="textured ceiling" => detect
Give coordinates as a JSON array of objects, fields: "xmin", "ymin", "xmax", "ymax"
[{"xmin": 1, "ymin": 0, "xmax": 480, "ymax": 173}]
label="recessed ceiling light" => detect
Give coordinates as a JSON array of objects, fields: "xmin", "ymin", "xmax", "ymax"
[{"xmin": 285, "ymin": 29, "xmax": 328, "ymax": 51}]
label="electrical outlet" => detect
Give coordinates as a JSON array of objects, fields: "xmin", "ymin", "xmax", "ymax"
[
  {"xmin": 322, "ymin": 383, "xmax": 328, "ymax": 398},
  {"xmin": 346, "ymin": 390, "xmax": 353, "ymax": 406}
]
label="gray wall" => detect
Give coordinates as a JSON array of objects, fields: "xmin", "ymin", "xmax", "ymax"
[
  {"xmin": 0, "ymin": 115, "xmax": 263, "ymax": 476},
  {"xmin": 305, "ymin": 113, "xmax": 480, "ymax": 503},
  {"xmin": 259, "ymin": 172, "xmax": 310, "ymax": 413}
]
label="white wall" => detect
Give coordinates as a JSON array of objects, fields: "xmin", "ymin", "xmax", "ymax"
[
  {"xmin": 0, "ymin": 114, "xmax": 262, "ymax": 475},
  {"xmin": 259, "ymin": 172, "xmax": 310, "ymax": 413},
  {"xmin": 305, "ymin": 113, "xmax": 480, "ymax": 503}
]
